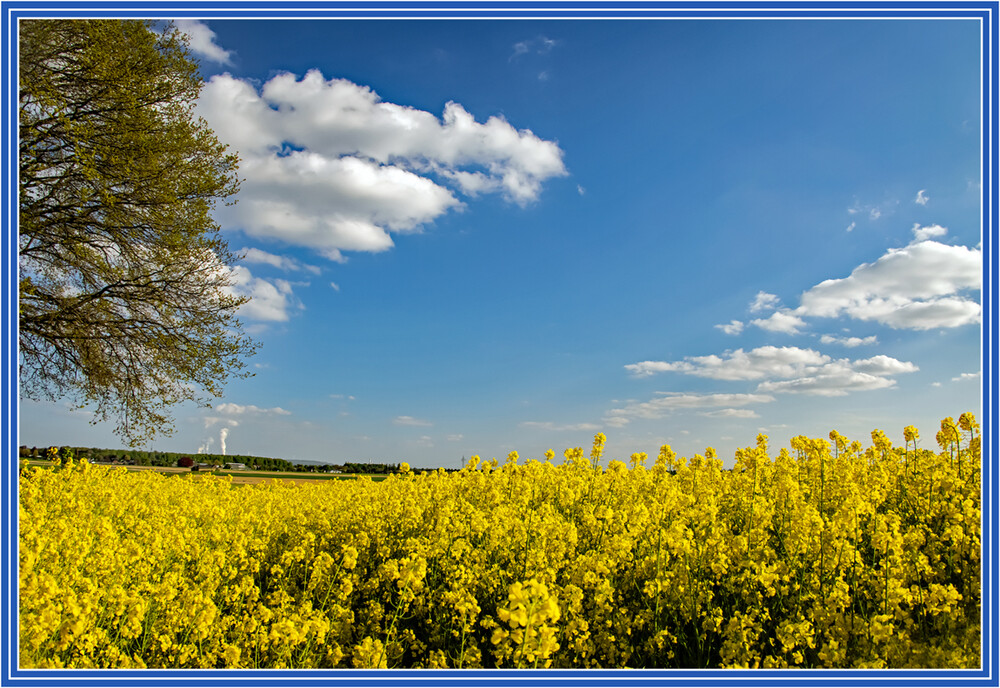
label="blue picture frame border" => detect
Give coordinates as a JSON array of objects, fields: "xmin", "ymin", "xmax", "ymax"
[{"xmin": 1, "ymin": 2, "xmax": 996, "ymax": 686}]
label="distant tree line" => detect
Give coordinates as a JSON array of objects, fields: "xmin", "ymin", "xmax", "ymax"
[
  {"xmin": 18, "ymin": 445, "xmax": 297, "ymax": 471},
  {"xmin": 18, "ymin": 446, "xmax": 430, "ymax": 474},
  {"xmin": 340, "ymin": 462, "xmax": 401, "ymax": 475}
]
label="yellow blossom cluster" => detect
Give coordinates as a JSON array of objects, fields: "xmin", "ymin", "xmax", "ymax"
[{"xmin": 19, "ymin": 415, "xmax": 981, "ymax": 669}]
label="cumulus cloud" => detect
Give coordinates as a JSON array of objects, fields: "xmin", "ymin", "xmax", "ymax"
[
  {"xmin": 715, "ymin": 320, "xmax": 745, "ymax": 336},
  {"xmin": 750, "ymin": 291, "xmax": 780, "ymax": 313},
  {"xmin": 174, "ymin": 20, "xmax": 232, "ymax": 64},
  {"xmin": 227, "ymin": 265, "xmax": 304, "ymax": 322},
  {"xmin": 197, "ymin": 71, "xmax": 567, "ymax": 261},
  {"xmin": 910, "ymin": 223, "xmax": 947, "ymax": 243},
  {"xmin": 795, "ymin": 236, "xmax": 981, "ymax": 330},
  {"xmin": 394, "ymin": 415, "xmax": 432, "ymax": 427},
  {"xmin": 750, "ymin": 311, "xmax": 807, "ymax": 334},
  {"xmin": 915, "ymin": 189, "xmax": 930, "ymax": 206}
]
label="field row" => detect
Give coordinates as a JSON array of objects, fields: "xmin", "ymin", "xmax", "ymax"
[{"xmin": 18, "ymin": 415, "xmax": 981, "ymax": 669}]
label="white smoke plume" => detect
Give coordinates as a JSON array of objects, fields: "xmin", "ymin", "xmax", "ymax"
[
  {"xmin": 220, "ymin": 428, "xmax": 229, "ymax": 456},
  {"xmin": 197, "ymin": 437, "xmax": 214, "ymax": 454}
]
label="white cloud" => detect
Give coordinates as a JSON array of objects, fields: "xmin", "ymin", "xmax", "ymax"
[
  {"xmin": 627, "ymin": 346, "xmax": 830, "ymax": 381},
  {"xmin": 215, "ymin": 402, "xmax": 292, "ymax": 416},
  {"xmin": 795, "ymin": 238, "xmax": 981, "ymax": 330},
  {"xmin": 819, "ymin": 334, "xmax": 878, "ymax": 347},
  {"xmin": 394, "ymin": 415, "xmax": 432, "ymax": 427},
  {"xmin": 915, "ymin": 189, "xmax": 930, "ymax": 206},
  {"xmin": 952, "ymin": 372, "xmax": 981, "ymax": 382},
  {"xmin": 203, "ymin": 416, "xmax": 239, "ymax": 429},
  {"xmin": 846, "ymin": 221, "xmax": 856, "ymax": 232},
  {"xmin": 623, "ymin": 346, "xmax": 917, "ymax": 398},
  {"xmin": 625, "ymin": 360, "xmax": 691, "ymax": 378},
  {"xmin": 174, "ymin": 20, "xmax": 232, "ymax": 64},
  {"xmin": 751, "ymin": 310, "xmax": 807, "ymax": 334},
  {"xmin": 853, "ymin": 355, "xmax": 919, "ymax": 376},
  {"xmin": 757, "ymin": 370, "xmax": 897, "ymax": 396},
  {"xmin": 197, "ymin": 71, "xmax": 567, "ymax": 261},
  {"xmin": 227, "ymin": 265, "xmax": 304, "ymax": 322},
  {"xmin": 715, "ymin": 320, "xmax": 744, "ymax": 336},
  {"xmin": 848, "ymin": 198, "xmax": 899, "ymax": 222},
  {"xmin": 520, "ymin": 421, "xmax": 602, "ymax": 432},
  {"xmin": 446, "ymin": 434, "xmax": 464, "ymax": 442},
  {"xmin": 241, "ymin": 247, "xmax": 321, "ymax": 274},
  {"xmin": 510, "ymin": 36, "xmax": 558, "ymax": 61},
  {"xmin": 702, "ymin": 408, "xmax": 760, "ymax": 419},
  {"xmin": 911, "ymin": 223, "xmax": 947, "ymax": 243},
  {"xmin": 750, "ymin": 291, "xmax": 780, "ymax": 313},
  {"xmin": 753, "ymin": 355, "xmax": 917, "ymax": 397},
  {"xmin": 604, "ymin": 393, "xmax": 775, "ymax": 425}
]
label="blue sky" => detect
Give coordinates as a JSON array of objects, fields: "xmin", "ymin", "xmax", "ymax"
[{"xmin": 20, "ymin": 17, "xmax": 984, "ymax": 468}]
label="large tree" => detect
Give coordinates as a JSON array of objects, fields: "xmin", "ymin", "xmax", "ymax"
[{"xmin": 19, "ymin": 19, "xmax": 256, "ymax": 445}]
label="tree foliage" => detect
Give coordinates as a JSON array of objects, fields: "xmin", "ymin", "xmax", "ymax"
[{"xmin": 19, "ymin": 19, "xmax": 256, "ymax": 445}]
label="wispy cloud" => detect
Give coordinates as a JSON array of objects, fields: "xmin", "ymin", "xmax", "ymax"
[
  {"xmin": 215, "ymin": 402, "xmax": 292, "ymax": 416},
  {"xmin": 624, "ymin": 346, "xmax": 917, "ymax": 397},
  {"xmin": 847, "ymin": 197, "xmax": 899, "ymax": 222},
  {"xmin": 394, "ymin": 415, "xmax": 432, "ymax": 427},
  {"xmin": 819, "ymin": 334, "xmax": 878, "ymax": 347},
  {"xmin": 604, "ymin": 392, "xmax": 775, "ymax": 426},
  {"xmin": 702, "ymin": 408, "xmax": 760, "ymax": 419},
  {"xmin": 952, "ymin": 371, "xmax": 981, "ymax": 382},
  {"xmin": 915, "ymin": 189, "xmax": 930, "ymax": 206},
  {"xmin": 520, "ymin": 421, "xmax": 601, "ymax": 432},
  {"xmin": 510, "ymin": 35, "xmax": 558, "ymax": 61},
  {"xmin": 241, "ymin": 247, "xmax": 321, "ymax": 275}
]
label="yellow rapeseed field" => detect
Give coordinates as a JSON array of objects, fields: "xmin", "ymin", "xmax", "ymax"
[{"xmin": 18, "ymin": 415, "xmax": 981, "ymax": 669}]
